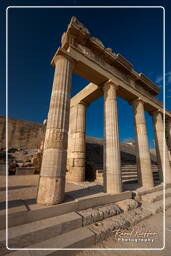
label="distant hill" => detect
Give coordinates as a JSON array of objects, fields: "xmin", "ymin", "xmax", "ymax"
[{"xmin": 0, "ymin": 116, "xmax": 45, "ymax": 149}]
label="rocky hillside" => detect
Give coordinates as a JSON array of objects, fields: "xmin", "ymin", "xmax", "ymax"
[
  {"xmin": 0, "ymin": 116, "xmax": 45, "ymax": 149},
  {"xmin": 0, "ymin": 117, "xmax": 157, "ymax": 176}
]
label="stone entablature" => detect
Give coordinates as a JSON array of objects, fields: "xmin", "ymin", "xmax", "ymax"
[
  {"xmin": 52, "ymin": 16, "xmax": 159, "ymax": 97},
  {"xmin": 52, "ymin": 47, "xmax": 168, "ymax": 116},
  {"xmin": 70, "ymin": 82, "xmax": 171, "ymax": 120}
]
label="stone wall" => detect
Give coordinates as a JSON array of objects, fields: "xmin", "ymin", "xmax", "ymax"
[
  {"xmin": 0, "ymin": 116, "xmax": 45, "ymax": 149},
  {"xmin": 0, "ymin": 117, "xmax": 157, "ymax": 176},
  {"xmin": 85, "ymin": 137, "xmax": 157, "ymax": 180}
]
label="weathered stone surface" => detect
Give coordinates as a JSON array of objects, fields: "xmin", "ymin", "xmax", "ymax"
[
  {"xmin": 37, "ymin": 55, "xmax": 73, "ymax": 205},
  {"xmin": 0, "ymin": 116, "xmax": 45, "ymax": 149},
  {"xmin": 15, "ymin": 167, "xmax": 35, "ymax": 175},
  {"xmin": 152, "ymin": 111, "xmax": 171, "ymax": 183},
  {"xmin": 0, "ymin": 212, "xmax": 82, "ymax": 249},
  {"xmin": 116, "ymin": 199, "xmax": 139, "ymax": 212},
  {"xmin": 67, "ymin": 102, "xmax": 86, "ymax": 182},
  {"xmin": 89, "ymin": 207, "xmax": 152, "ymax": 243},
  {"xmin": 78, "ymin": 203, "xmax": 122, "ymax": 226},
  {"xmin": 103, "ymin": 81, "xmax": 122, "ymax": 194},
  {"xmin": 133, "ymin": 99, "xmax": 154, "ymax": 188}
]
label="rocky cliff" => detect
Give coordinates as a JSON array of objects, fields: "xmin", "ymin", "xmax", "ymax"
[{"xmin": 0, "ymin": 116, "xmax": 45, "ymax": 149}]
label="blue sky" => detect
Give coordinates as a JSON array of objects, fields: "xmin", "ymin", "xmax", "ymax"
[{"xmin": 1, "ymin": 0, "xmax": 171, "ymax": 149}]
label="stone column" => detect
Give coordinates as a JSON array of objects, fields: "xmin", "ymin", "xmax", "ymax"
[
  {"xmin": 37, "ymin": 55, "xmax": 72, "ymax": 205},
  {"xmin": 133, "ymin": 99, "xmax": 154, "ymax": 188},
  {"xmin": 152, "ymin": 111, "xmax": 171, "ymax": 183},
  {"xmin": 166, "ymin": 119, "xmax": 171, "ymax": 161},
  {"xmin": 103, "ymin": 80, "xmax": 122, "ymax": 194},
  {"xmin": 67, "ymin": 101, "xmax": 87, "ymax": 182}
]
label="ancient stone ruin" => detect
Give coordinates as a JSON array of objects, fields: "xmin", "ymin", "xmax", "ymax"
[{"xmin": 35, "ymin": 17, "xmax": 171, "ymax": 206}]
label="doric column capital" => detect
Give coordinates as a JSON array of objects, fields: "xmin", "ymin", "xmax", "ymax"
[
  {"xmin": 103, "ymin": 80, "xmax": 119, "ymax": 101},
  {"xmin": 129, "ymin": 97, "xmax": 144, "ymax": 106},
  {"xmin": 102, "ymin": 79, "xmax": 119, "ymax": 92},
  {"xmin": 51, "ymin": 48, "xmax": 76, "ymax": 68},
  {"xmin": 150, "ymin": 109, "xmax": 163, "ymax": 119},
  {"xmin": 71, "ymin": 100, "xmax": 89, "ymax": 109},
  {"xmin": 79, "ymin": 100, "xmax": 89, "ymax": 107}
]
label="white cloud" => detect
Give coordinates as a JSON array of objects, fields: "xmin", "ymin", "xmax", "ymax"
[
  {"xmin": 155, "ymin": 75, "xmax": 163, "ymax": 84},
  {"xmin": 167, "ymin": 71, "xmax": 171, "ymax": 84},
  {"xmin": 155, "ymin": 71, "xmax": 171, "ymax": 88}
]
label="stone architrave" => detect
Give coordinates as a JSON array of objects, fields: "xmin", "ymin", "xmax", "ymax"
[
  {"xmin": 133, "ymin": 99, "xmax": 154, "ymax": 188},
  {"xmin": 67, "ymin": 101, "xmax": 87, "ymax": 182},
  {"xmin": 152, "ymin": 111, "xmax": 171, "ymax": 183},
  {"xmin": 103, "ymin": 80, "xmax": 122, "ymax": 194},
  {"xmin": 37, "ymin": 55, "xmax": 73, "ymax": 205}
]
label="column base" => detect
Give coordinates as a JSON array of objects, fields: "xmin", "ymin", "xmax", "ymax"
[
  {"xmin": 104, "ymin": 173, "xmax": 122, "ymax": 194},
  {"xmin": 66, "ymin": 167, "xmax": 85, "ymax": 183},
  {"xmin": 37, "ymin": 176, "xmax": 65, "ymax": 205},
  {"xmin": 141, "ymin": 177, "xmax": 154, "ymax": 189}
]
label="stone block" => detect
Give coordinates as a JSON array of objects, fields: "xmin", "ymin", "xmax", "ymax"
[
  {"xmin": 77, "ymin": 191, "xmax": 132, "ymax": 211},
  {"xmin": 73, "ymin": 158, "xmax": 85, "ymax": 167},
  {"xmin": 116, "ymin": 199, "xmax": 139, "ymax": 212},
  {"xmin": 78, "ymin": 203, "xmax": 122, "ymax": 226},
  {"xmin": 0, "ymin": 164, "xmax": 6, "ymax": 175},
  {"xmin": 2, "ymin": 201, "xmax": 78, "ymax": 230},
  {"xmin": 15, "ymin": 167, "xmax": 35, "ymax": 175},
  {"xmin": 27, "ymin": 227, "xmax": 95, "ymax": 249}
]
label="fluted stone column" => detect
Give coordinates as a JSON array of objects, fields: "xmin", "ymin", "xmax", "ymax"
[
  {"xmin": 152, "ymin": 111, "xmax": 171, "ymax": 183},
  {"xmin": 103, "ymin": 80, "xmax": 122, "ymax": 194},
  {"xmin": 37, "ymin": 55, "xmax": 72, "ymax": 205},
  {"xmin": 67, "ymin": 101, "xmax": 87, "ymax": 182},
  {"xmin": 133, "ymin": 99, "xmax": 154, "ymax": 188},
  {"xmin": 166, "ymin": 119, "xmax": 171, "ymax": 161}
]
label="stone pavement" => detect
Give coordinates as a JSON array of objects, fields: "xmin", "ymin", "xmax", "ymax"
[{"xmin": 77, "ymin": 207, "xmax": 171, "ymax": 256}]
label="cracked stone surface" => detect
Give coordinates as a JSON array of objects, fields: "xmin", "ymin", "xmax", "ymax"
[
  {"xmin": 78, "ymin": 204, "xmax": 122, "ymax": 226},
  {"xmin": 89, "ymin": 207, "xmax": 152, "ymax": 243}
]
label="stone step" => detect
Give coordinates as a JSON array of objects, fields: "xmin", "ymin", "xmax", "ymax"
[
  {"xmin": 121, "ymin": 165, "xmax": 158, "ymax": 169},
  {"xmin": 0, "ymin": 212, "xmax": 82, "ymax": 250},
  {"xmin": 0, "ymin": 191, "xmax": 132, "ymax": 230},
  {"xmin": 121, "ymin": 169, "xmax": 137, "ymax": 171},
  {"xmin": 122, "ymin": 178, "xmax": 137, "ymax": 183},
  {"xmin": 26, "ymin": 227, "xmax": 95, "ymax": 251},
  {"xmin": 4, "ymin": 206, "xmax": 151, "ymax": 253},
  {"xmin": 88, "ymin": 206, "xmax": 152, "ymax": 244},
  {"xmin": 141, "ymin": 188, "xmax": 171, "ymax": 203},
  {"xmin": 77, "ymin": 203, "xmax": 122, "ymax": 226},
  {"xmin": 122, "ymin": 171, "xmax": 137, "ymax": 175},
  {"xmin": 122, "ymin": 174, "xmax": 137, "ymax": 178},
  {"xmin": 4, "ymin": 227, "xmax": 95, "ymax": 256},
  {"xmin": 135, "ymin": 184, "xmax": 171, "ymax": 200},
  {"xmin": 142, "ymin": 197, "xmax": 171, "ymax": 214}
]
